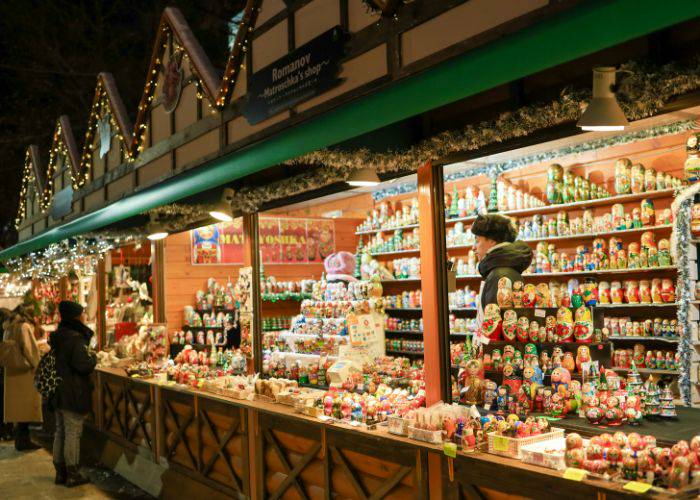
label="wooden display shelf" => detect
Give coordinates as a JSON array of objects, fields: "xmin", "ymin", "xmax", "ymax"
[
  {"xmin": 385, "ymin": 329, "xmax": 423, "ymax": 335},
  {"xmin": 446, "ymin": 188, "xmax": 675, "ymax": 221},
  {"xmin": 596, "ymin": 302, "xmax": 678, "ymax": 308},
  {"xmin": 381, "ymin": 277, "xmax": 421, "ymax": 284},
  {"xmin": 384, "ymin": 307, "xmax": 423, "ymax": 312},
  {"xmin": 358, "ymin": 189, "xmax": 675, "ymax": 237},
  {"xmin": 444, "ymin": 223, "xmax": 673, "ymax": 252},
  {"xmin": 355, "ymin": 222, "xmax": 419, "ymax": 235},
  {"xmin": 608, "ymin": 336, "xmax": 680, "ymax": 343},
  {"xmin": 611, "ymin": 367, "xmax": 679, "ymax": 375},
  {"xmin": 181, "ymin": 324, "xmax": 225, "ymax": 331},
  {"xmin": 386, "ymin": 349, "xmax": 424, "ymax": 357},
  {"xmin": 482, "ymin": 341, "xmax": 610, "ymax": 348},
  {"xmin": 369, "ymin": 248, "xmax": 420, "ymax": 257},
  {"xmin": 448, "ymin": 265, "xmax": 679, "ymax": 281}
]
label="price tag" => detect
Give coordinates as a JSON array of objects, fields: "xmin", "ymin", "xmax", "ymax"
[
  {"xmin": 623, "ymin": 481, "xmax": 653, "ymax": 493},
  {"xmin": 563, "ymin": 468, "xmax": 587, "ymax": 481},
  {"xmin": 534, "ymin": 308, "xmax": 546, "ymax": 318},
  {"xmin": 493, "ymin": 436, "xmax": 509, "ymax": 452},
  {"xmin": 443, "ymin": 442, "xmax": 457, "ymax": 458}
]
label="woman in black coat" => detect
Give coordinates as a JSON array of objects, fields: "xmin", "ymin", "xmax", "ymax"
[{"xmin": 49, "ymin": 301, "xmax": 96, "ymax": 487}]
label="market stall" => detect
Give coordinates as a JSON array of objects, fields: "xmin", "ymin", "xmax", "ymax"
[{"xmin": 3, "ymin": 1, "xmax": 700, "ymax": 498}]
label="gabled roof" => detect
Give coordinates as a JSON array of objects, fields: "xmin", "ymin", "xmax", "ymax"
[
  {"xmin": 15, "ymin": 145, "xmax": 45, "ymax": 228},
  {"xmin": 131, "ymin": 7, "xmax": 220, "ymax": 156},
  {"xmin": 80, "ymin": 72, "xmax": 133, "ymax": 174},
  {"xmin": 216, "ymin": 0, "xmax": 261, "ymax": 106},
  {"xmin": 42, "ymin": 115, "xmax": 81, "ymax": 207}
]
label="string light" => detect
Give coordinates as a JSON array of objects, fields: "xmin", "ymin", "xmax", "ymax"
[
  {"xmin": 80, "ymin": 75, "xmax": 133, "ymax": 179},
  {"xmin": 15, "ymin": 148, "xmax": 42, "ymax": 229}
]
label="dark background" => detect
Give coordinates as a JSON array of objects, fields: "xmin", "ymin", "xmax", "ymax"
[{"xmin": 0, "ymin": 0, "xmax": 245, "ymax": 248}]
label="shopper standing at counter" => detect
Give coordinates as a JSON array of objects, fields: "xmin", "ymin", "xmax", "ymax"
[
  {"xmin": 49, "ymin": 301, "xmax": 97, "ymax": 487},
  {"xmin": 471, "ymin": 214, "xmax": 532, "ymax": 333},
  {"xmin": 2, "ymin": 305, "xmax": 42, "ymax": 451}
]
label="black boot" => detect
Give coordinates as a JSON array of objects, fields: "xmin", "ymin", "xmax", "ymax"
[
  {"xmin": 14, "ymin": 435, "xmax": 40, "ymax": 451},
  {"xmin": 54, "ymin": 463, "xmax": 67, "ymax": 485},
  {"xmin": 64, "ymin": 466, "xmax": 90, "ymax": 488}
]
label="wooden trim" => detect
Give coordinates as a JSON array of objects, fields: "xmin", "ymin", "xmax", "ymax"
[
  {"xmin": 96, "ymin": 257, "xmax": 106, "ymax": 350},
  {"xmin": 243, "ymin": 213, "xmax": 263, "ymax": 373},
  {"xmin": 152, "ymin": 240, "xmax": 165, "ymax": 323}
]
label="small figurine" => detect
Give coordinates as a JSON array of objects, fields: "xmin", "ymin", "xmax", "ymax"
[{"xmin": 496, "ymin": 277, "xmax": 513, "ymax": 308}]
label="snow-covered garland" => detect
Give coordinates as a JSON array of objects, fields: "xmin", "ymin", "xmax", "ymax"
[{"xmin": 672, "ymin": 184, "xmax": 700, "ymax": 406}]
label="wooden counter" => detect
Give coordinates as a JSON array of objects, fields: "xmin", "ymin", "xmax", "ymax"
[{"xmin": 89, "ymin": 368, "xmax": 687, "ymax": 499}]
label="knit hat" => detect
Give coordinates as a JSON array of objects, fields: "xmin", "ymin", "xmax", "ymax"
[
  {"xmin": 58, "ymin": 300, "xmax": 84, "ymax": 320},
  {"xmin": 324, "ymin": 251, "xmax": 357, "ymax": 282}
]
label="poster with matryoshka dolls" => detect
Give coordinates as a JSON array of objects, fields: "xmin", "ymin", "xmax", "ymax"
[{"xmin": 192, "ymin": 224, "xmax": 223, "ymax": 264}]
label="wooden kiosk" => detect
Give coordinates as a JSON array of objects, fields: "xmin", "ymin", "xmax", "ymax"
[{"xmin": 4, "ymin": 1, "xmax": 700, "ymax": 498}]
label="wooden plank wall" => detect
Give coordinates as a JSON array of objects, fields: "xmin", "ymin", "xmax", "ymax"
[{"xmin": 163, "ymin": 217, "xmax": 361, "ymax": 334}]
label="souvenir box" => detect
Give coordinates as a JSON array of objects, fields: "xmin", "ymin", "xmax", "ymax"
[
  {"xmin": 487, "ymin": 428, "xmax": 564, "ymax": 459},
  {"xmin": 387, "ymin": 415, "xmax": 415, "ymax": 436},
  {"xmin": 520, "ymin": 437, "xmax": 568, "ymax": 470}
]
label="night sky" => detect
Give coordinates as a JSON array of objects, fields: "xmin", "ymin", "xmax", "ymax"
[{"xmin": 0, "ymin": 0, "xmax": 244, "ymax": 249}]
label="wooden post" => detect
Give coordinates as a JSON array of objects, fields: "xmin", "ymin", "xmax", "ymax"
[
  {"xmin": 58, "ymin": 275, "xmax": 70, "ymax": 301},
  {"xmin": 243, "ymin": 213, "xmax": 262, "ymax": 374},
  {"xmin": 417, "ymin": 160, "xmax": 449, "ymax": 500},
  {"xmin": 151, "ymin": 240, "xmax": 166, "ymax": 323},
  {"xmin": 96, "ymin": 257, "xmax": 106, "ymax": 350},
  {"xmin": 417, "ymin": 160, "xmax": 451, "ymax": 403}
]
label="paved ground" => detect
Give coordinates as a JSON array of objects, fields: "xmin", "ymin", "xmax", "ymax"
[{"xmin": 0, "ymin": 438, "xmax": 153, "ymax": 499}]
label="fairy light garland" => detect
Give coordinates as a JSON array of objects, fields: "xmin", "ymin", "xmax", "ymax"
[
  {"xmin": 80, "ymin": 78, "xmax": 131, "ymax": 178},
  {"xmin": 15, "ymin": 150, "xmax": 40, "ymax": 229},
  {"xmin": 216, "ymin": 1, "xmax": 260, "ymax": 107}
]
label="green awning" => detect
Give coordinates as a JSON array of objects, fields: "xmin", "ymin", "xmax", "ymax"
[{"xmin": 3, "ymin": 0, "xmax": 700, "ymax": 262}]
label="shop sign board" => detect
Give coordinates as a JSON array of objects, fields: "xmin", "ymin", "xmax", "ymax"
[
  {"xmin": 243, "ymin": 26, "xmax": 345, "ymax": 124},
  {"xmin": 190, "ymin": 217, "xmax": 335, "ymax": 265},
  {"xmin": 50, "ymin": 185, "xmax": 73, "ymax": 219}
]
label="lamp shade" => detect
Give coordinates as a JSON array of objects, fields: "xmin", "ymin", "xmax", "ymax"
[
  {"xmin": 146, "ymin": 220, "xmax": 169, "ymax": 241},
  {"xmin": 209, "ymin": 188, "xmax": 235, "ymax": 222},
  {"xmin": 347, "ymin": 167, "xmax": 380, "ymax": 187},
  {"xmin": 577, "ymin": 67, "xmax": 628, "ymax": 132}
]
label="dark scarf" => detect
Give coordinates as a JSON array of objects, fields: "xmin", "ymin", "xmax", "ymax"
[{"xmin": 59, "ymin": 318, "xmax": 94, "ymax": 341}]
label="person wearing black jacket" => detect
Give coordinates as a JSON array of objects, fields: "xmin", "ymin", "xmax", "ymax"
[
  {"xmin": 49, "ymin": 301, "xmax": 96, "ymax": 487},
  {"xmin": 471, "ymin": 214, "xmax": 533, "ymax": 311}
]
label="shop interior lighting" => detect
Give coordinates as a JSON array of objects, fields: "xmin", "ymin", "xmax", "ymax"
[
  {"xmin": 347, "ymin": 167, "xmax": 380, "ymax": 187},
  {"xmin": 209, "ymin": 188, "xmax": 235, "ymax": 222},
  {"xmin": 146, "ymin": 214, "xmax": 169, "ymax": 241},
  {"xmin": 577, "ymin": 67, "xmax": 629, "ymax": 132}
]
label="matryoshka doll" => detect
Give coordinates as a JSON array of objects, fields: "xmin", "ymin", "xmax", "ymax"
[
  {"xmin": 551, "ymin": 367, "xmax": 572, "ymax": 396},
  {"xmin": 512, "ymin": 281, "xmax": 524, "ymax": 307},
  {"xmin": 574, "ymin": 306, "xmax": 593, "ymax": 343},
  {"xmin": 556, "ymin": 306, "xmax": 574, "ymax": 342},
  {"xmin": 633, "ymin": 343, "xmax": 646, "ymax": 367},
  {"xmin": 685, "ymin": 132, "xmax": 700, "ymax": 183},
  {"xmin": 562, "ymin": 171, "xmax": 575, "ymax": 203},
  {"xmin": 528, "ymin": 320, "xmax": 540, "ymax": 342},
  {"xmin": 546, "ymin": 164, "xmax": 564, "ymax": 204},
  {"xmin": 598, "ymin": 281, "xmax": 611, "ymax": 304},
  {"xmin": 628, "ymin": 242, "xmax": 640, "ymax": 269},
  {"xmin": 692, "ymin": 204, "xmax": 700, "ymax": 234},
  {"xmin": 612, "ymin": 204, "xmax": 625, "ymax": 230},
  {"xmin": 639, "ymin": 280, "xmax": 652, "ymax": 304},
  {"xmin": 641, "ymin": 198, "xmax": 655, "ymax": 226},
  {"xmin": 576, "ymin": 345, "xmax": 591, "ymax": 372},
  {"xmin": 482, "ymin": 304, "xmax": 503, "ymax": 341},
  {"xmin": 661, "ymin": 278, "xmax": 675, "ymax": 303},
  {"xmin": 496, "ymin": 276, "xmax": 513, "ymax": 308},
  {"xmin": 545, "ymin": 315, "xmax": 557, "ymax": 342},
  {"xmin": 630, "ymin": 163, "xmax": 645, "ymax": 194},
  {"xmin": 644, "ymin": 167, "xmax": 657, "ymax": 192},
  {"xmin": 535, "ymin": 283, "xmax": 550, "ymax": 307},
  {"xmin": 658, "ymin": 239, "xmax": 671, "ymax": 266},
  {"xmin": 651, "ymin": 278, "xmax": 663, "ymax": 303},
  {"xmin": 615, "ymin": 158, "xmax": 632, "ymax": 194},
  {"xmin": 517, "ymin": 316, "xmax": 530, "ymax": 342},
  {"xmin": 522, "ymin": 284, "xmax": 537, "ymax": 308},
  {"xmin": 502, "ymin": 309, "xmax": 518, "ymax": 342},
  {"xmin": 625, "ymin": 280, "xmax": 640, "ymax": 304},
  {"xmin": 562, "ymin": 352, "xmax": 576, "ymax": 373},
  {"xmin": 502, "ymin": 363, "xmax": 522, "ymax": 396}
]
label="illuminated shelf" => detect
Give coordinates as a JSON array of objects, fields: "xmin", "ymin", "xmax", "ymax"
[
  {"xmin": 611, "ymin": 367, "xmax": 679, "ymax": 375},
  {"xmin": 608, "ymin": 336, "xmax": 680, "ymax": 343}
]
